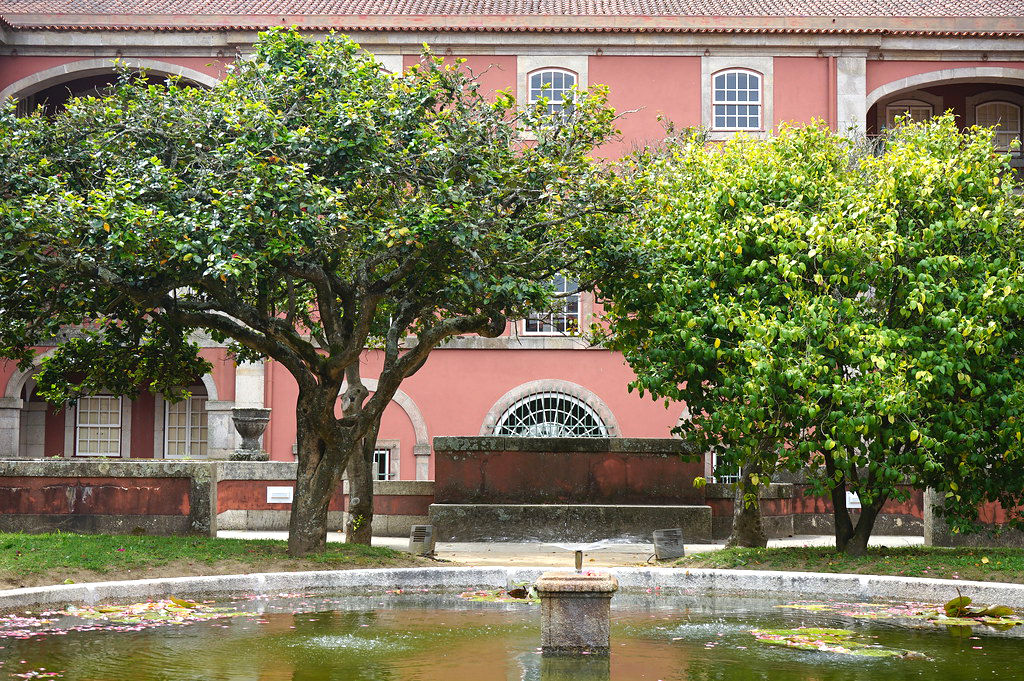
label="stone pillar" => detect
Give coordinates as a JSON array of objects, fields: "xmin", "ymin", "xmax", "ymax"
[
  {"xmin": 836, "ymin": 54, "xmax": 867, "ymax": 136},
  {"xmin": 205, "ymin": 400, "xmax": 237, "ymax": 460},
  {"xmin": 414, "ymin": 443, "xmax": 431, "ymax": 481},
  {"xmin": 923, "ymin": 487, "xmax": 953, "ymax": 547},
  {"xmin": 535, "ymin": 571, "xmax": 618, "ymax": 656},
  {"xmin": 0, "ymin": 398, "xmax": 23, "ymax": 459},
  {"xmin": 234, "ymin": 361, "xmax": 265, "ymax": 408}
]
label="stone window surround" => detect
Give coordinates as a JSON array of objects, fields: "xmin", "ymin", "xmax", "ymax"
[
  {"xmin": 480, "ymin": 379, "xmax": 620, "ymax": 437},
  {"xmin": 373, "ymin": 438, "xmax": 401, "ymax": 481},
  {"xmin": 702, "ymin": 56, "xmax": 773, "ymax": 140},
  {"xmin": 517, "ymin": 56, "xmax": 589, "ymax": 109}
]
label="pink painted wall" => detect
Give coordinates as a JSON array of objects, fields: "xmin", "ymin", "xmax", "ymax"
[
  {"xmin": 265, "ymin": 346, "xmax": 681, "ymax": 478},
  {"xmin": 200, "ymin": 348, "xmax": 235, "ymax": 402},
  {"xmin": 589, "ymin": 56, "xmax": 701, "ymax": 157},
  {"xmin": 402, "ymin": 54, "xmax": 516, "ymax": 98},
  {"xmin": 774, "ymin": 57, "xmax": 831, "ymax": 128}
]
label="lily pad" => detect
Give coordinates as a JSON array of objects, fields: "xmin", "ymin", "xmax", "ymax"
[
  {"xmin": 751, "ymin": 628, "xmax": 930, "ymax": 660},
  {"xmin": 777, "ymin": 600, "xmax": 1022, "ymax": 630},
  {"xmin": 458, "ymin": 588, "xmax": 539, "ymax": 604}
]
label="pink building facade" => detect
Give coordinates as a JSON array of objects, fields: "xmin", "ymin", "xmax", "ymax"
[{"xmin": 2, "ymin": 2, "xmax": 1024, "ymax": 483}]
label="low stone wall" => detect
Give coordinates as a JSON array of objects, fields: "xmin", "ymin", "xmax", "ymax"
[
  {"xmin": 924, "ymin": 489, "xmax": 1024, "ymax": 548},
  {"xmin": 0, "ymin": 460, "xmax": 431, "ymax": 538},
  {"xmin": 429, "ymin": 503, "xmax": 712, "ymax": 542},
  {"xmin": 5, "ymin": 567, "xmax": 1024, "ymax": 612},
  {"xmin": 434, "ymin": 437, "xmax": 702, "ymax": 505},
  {"xmin": 0, "ymin": 460, "xmax": 217, "ymax": 536}
]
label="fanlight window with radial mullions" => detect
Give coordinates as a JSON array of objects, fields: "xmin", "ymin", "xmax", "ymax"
[{"xmin": 494, "ymin": 392, "xmax": 608, "ymax": 437}]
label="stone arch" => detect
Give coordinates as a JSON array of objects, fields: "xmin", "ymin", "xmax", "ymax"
[
  {"xmin": 3, "ymin": 348, "xmax": 59, "ymax": 399},
  {"xmin": 866, "ymin": 67, "xmax": 1024, "ymax": 111},
  {"xmin": 0, "ymin": 58, "xmax": 222, "ymax": 102},
  {"xmin": 480, "ymin": 379, "xmax": 621, "ymax": 437}
]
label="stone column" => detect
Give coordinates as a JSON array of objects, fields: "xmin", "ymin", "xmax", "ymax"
[
  {"xmin": 0, "ymin": 398, "xmax": 23, "ymax": 459},
  {"xmin": 204, "ymin": 400, "xmax": 237, "ymax": 460},
  {"xmin": 535, "ymin": 571, "xmax": 618, "ymax": 656},
  {"xmin": 414, "ymin": 443, "xmax": 431, "ymax": 481},
  {"xmin": 234, "ymin": 361, "xmax": 266, "ymax": 408},
  {"xmin": 836, "ymin": 53, "xmax": 867, "ymax": 136},
  {"xmin": 923, "ymin": 487, "xmax": 953, "ymax": 547}
]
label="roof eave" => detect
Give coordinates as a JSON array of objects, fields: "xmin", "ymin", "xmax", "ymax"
[{"xmin": 3, "ymin": 13, "xmax": 1024, "ymax": 35}]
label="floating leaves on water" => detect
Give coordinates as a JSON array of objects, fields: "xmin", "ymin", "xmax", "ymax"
[
  {"xmin": 458, "ymin": 588, "xmax": 539, "ymax": 604},
  {"xmin": 67, "ymin": 599, "xmax": 243, "ymax": 625},
  {"xmin": 777, "ymin": 600, "xmax": 1022, "ymax": 629},
  {"xmin": 751, "ymin": 628, "xmax": 930, "ymax": 660}
]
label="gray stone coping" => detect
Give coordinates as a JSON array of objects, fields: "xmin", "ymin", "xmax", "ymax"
[
  {"xmin": 434, "ymin": 436, "xmax": 694, "ymax": 454},
  {"xmin": 3, "ymin": 567, "xmax": 1024, "ymax": 611},
  {"xmin": 0, "ymin": 459, "xmax": 218, "ymax": 480}
]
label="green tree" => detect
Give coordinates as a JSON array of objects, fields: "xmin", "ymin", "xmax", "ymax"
[
  {"xmin": 595, "ymin": 118, "xmax": 1024, "ymax": 554},
  {"xmin": 0, "ymin": 29, "xmax": 623, "ymax": 555}
]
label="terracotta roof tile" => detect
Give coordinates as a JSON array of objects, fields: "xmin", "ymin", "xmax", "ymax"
[{"xmin": 2, "ymin": 0, "xmax": 1023, "ymax": 17}]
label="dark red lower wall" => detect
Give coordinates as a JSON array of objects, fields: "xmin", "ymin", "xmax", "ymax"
[
  {"xmin": 435, "ymin": 450, "xmax": 704, "ymax": 505},
  {"xmin": 0, "ymin": 476, "xmax": 190, "ymax": 515},
  {"xmin": 216, "ymin": 480, "xmax": 432, "ymax": 516}
]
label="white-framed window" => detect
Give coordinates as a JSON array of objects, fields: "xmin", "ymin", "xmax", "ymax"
[
  {"xmin": 712, "ymin": 70, "xmax": 762, "ymax": 131},
  {"xmin": 524, "ymin": 274, "xmax": 580, "ymax": 335},
  {"xmin": 75, "ymin": 395, "xmax": 122, "ymax": 457},
  {"xmin": 976, "ymin": 101, "xmax": 1022, "ymax": 152},
  {"xmin": 494, "ymin": 391, "xmax": 608, "ymax": 437},
  {"xmin": 373, "ymin": 448, "xmax": 392, "ymax": 481},
  {"xmin": 529, "ymin": 68, "xmax": 577, "ymax": 115},
  {"xmin": 165, "ymin": 394, "xmax": 208, "ymax": 459},
  {"xmin": 885, "ymin": 100, "xmax": 934, "ymax": 129}
]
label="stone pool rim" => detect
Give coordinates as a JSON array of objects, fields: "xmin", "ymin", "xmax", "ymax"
[{"xmin": 2, "ymin": 567, "xmax": 1024, "ymax": 612}]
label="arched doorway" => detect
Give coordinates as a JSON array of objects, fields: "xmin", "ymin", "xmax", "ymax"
[
  {"xmin": 865, "ymin": 67, "xmax": 1024, "ymax": 174},
  {"xmin": 0, "ymin": 58, "xmax": 220, "ymax": 114}
]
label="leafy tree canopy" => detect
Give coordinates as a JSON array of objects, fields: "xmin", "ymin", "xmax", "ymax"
[
  {"xmin": 595, "ymin": 117, "xmax": 1024, "ymax": 553},
  {"xmin": 0, "ymin": 29, "xmax": 624, "ymax": 554}
]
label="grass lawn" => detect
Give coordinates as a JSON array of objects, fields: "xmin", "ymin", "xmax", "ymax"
[
  {"xmin": 0, "ymin": 532, "xmax": 421, "ymax": 589},
  {"xmin": 676, "ymin": 545, "xmax": 1024, "ymax": 583}
]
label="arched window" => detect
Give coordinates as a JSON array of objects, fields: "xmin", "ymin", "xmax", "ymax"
[
  {"xmin": 885, "ymin": 99, "xmax": 934, "ymax": 129},
  {"xmin": 976, "ymin": 101, "xmax": 1022, "ymax": 152},
  {"xmin": 494, "ymin": 391, "xmax": 608, "ymax": 437},
  {"xmin": 529, "ymin": 69, "xmax": 577, "ymax": 115},
  {"xmin": 712, "ymin": 70, "xmax": 762, "ymax": 131}
]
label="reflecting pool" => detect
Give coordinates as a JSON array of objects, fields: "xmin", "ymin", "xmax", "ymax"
[{"xmin": 1, "ymin": 593, "xmax": 1020, "ymax": 680}]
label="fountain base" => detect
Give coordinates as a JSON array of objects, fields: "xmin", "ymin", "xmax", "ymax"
[{"xmin": 536, "ymin": 571, "xmax": 619, "ymax": 656}]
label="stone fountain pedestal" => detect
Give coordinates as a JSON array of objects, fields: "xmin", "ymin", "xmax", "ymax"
[
  {"xmin": 535, "ymin": 571, "xmax": 619, "ymax": 656},
  {"xmin": 229, "ymin": 407, "xmax": 271, "ymax": 461}
]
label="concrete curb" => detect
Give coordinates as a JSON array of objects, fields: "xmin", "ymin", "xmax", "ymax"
[{"xmin": 2, "ymin": 567, "xmax": 1023, "ymax": 611}]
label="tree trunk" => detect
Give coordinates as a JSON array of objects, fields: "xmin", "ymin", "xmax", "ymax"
[
  {"xmin": 726, "ymin": 467, "xmax": 768, "ymax": 548},
  {"xmin": 345, "ymin": 421, "xmax": 380, "ymax": 546},
  {"xmin": 840, "ymin": 495, "xmax": 887, "ymax": 556},
  {"xmin": 287, "ymin": 389, "xmax": 349, "ymax": 557},
  {"xmin": 825, "ymin": 453, "xmax": 855, "ymax": 552},
  {"xmin": 288, "ymin": 426, "xmax": 345, "ymax": 556}
]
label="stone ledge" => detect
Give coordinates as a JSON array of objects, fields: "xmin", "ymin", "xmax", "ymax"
[
  {"xmin": 4, "ymin": 567, "xmax": 1024, "ymax": 612},
  {"xmin": 0, "ymin": 459, "xmax": 219, "ymax": 479},
  {"xmin": 429, "ymin": 503, "xmax": 712, "ymax": 543},
  {"xmin": 434, "ymin": 436, "xmax": 694, "ymax": 455}
]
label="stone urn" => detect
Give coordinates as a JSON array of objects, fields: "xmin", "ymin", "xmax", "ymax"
[{"xmin": 230, "ymin": 407, "xmax": 271, "ymax": 461}]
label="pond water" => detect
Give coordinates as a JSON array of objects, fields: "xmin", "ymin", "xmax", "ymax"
[{"xmin": 1, "ymin": 592, "xmax": 1020, "ymax": 680}]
